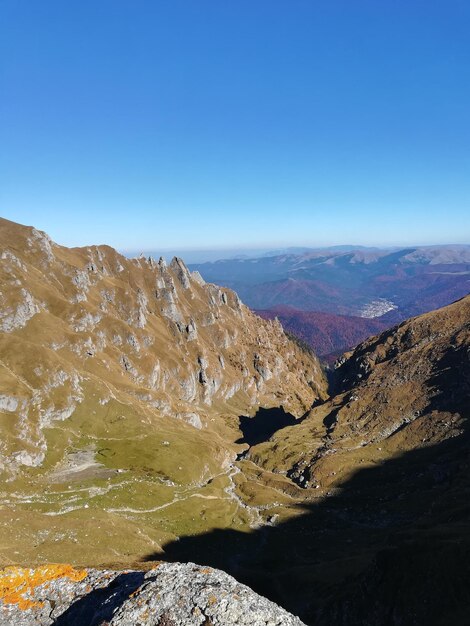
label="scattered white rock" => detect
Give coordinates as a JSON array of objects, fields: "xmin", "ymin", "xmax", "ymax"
[
  {"xmin": 0, "ymin": 395, "xmax": 19, "ymax": 412},
  {"xmin": 0, "ymin": 289, "xmax": 40, "ymax": 332}
]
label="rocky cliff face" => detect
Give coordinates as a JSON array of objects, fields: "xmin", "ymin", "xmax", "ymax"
[
  {"xmin": 0, "ymin": 562, "xmax": 305, "ymax": 625},
  {"xmin": 0, "ymin": 217, "xmax": 325, "ymax": 477},
  {"xmin": 0, "ymin": 217, "xmax": 326, "ymax": 570}
]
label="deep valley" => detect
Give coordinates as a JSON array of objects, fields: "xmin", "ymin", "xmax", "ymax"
[{"xmin": 0, "ymin": 218, "xmax": 469, "ymax": 625}]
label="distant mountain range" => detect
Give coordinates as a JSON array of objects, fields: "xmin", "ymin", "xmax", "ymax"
[
  {"xmin": 123, "ymin": 244, "xmax": 381, "ymax": 265},
  {"xmin": 190, "ymin": 245, "xmax": 470, "ymax": 357},
  {"xmin": 190, "ymin": 245, "xmax": 470, "ymax": 318}
]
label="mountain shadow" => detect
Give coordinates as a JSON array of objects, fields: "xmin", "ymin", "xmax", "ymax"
[
  {"xmin": 144, "ymin": 428, "xmax": 470, "ymax": 626},
  {"xmin": 236, "ymin": 406, "xmax": 299, "ymax": 447}
]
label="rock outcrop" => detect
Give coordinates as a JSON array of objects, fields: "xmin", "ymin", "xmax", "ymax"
[
  {"xmin": 0, "ymin": 217, "xmax": 326, "ymax": 478},
  {"xmin": 0, "ymin": 562, "xmax": 305, "ymax": 625},
  {"xmin": 0, "ymin": 217, "xmax": 326, "ymax": 571}
]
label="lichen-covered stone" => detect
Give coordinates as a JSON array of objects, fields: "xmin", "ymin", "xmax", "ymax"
[{"xmin": 0, "ymin": 563, "xmax": 305, "ymax": 626}]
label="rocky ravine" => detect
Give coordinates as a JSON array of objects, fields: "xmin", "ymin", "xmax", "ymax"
[
  {"xmin": 175, "ymin": 295, "xmax": 468, "ymax": 625},
  {"xmin": 251, "ymin": 294, "xmax": 470, "ymax": 491},
  {"xmin": 0, "ymin": 562, "xmax": 305, "ymax": 625}
]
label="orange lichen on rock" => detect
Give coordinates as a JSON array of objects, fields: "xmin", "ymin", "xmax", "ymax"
[{"xmin": 0, "ymin": 564, "xmax": 87, "ymax": 611}]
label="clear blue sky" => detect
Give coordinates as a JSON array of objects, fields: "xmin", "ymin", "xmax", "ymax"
[{"xmin": 1, "ymin": 0, "xmax": 469, "ymax": 251}]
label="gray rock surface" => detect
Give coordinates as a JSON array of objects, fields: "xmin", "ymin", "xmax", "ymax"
[{"xmin": 0, "ymin": 562, "xmax": 305, "ymax": 625}]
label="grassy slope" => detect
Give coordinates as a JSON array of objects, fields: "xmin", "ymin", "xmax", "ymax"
[{"xmin": 0, "ymin": 218, "xmax": 327, "ymax": 567}]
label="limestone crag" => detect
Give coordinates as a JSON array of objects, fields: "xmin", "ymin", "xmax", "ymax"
[
  {"xmin": 0, "ymin": 218, "xmax": 327, "ymax": 571},
  {"xmin": 0, "ymin": 217, "xmax": 326, "ymax": 478},
  {"xmin": 0, "ymin": 562, "xmax": 305, "ymax": 625}
]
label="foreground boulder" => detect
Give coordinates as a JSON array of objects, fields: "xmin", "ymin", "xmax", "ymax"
[{"xmin": 0, "ymin": 562, "xmax": 305, "ymax": 625}]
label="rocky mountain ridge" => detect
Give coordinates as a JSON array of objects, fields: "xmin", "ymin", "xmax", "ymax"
[
  {"xmin": 0, "ymin": 217, "xmax": 326, "ymax": 569},
  {"xmin": 251, "ymin": 294, "xmax": 470, "ymax": 489},
  {"xmin": 0, "ymin": 217, "xmax": 325, "ymax": 477}
]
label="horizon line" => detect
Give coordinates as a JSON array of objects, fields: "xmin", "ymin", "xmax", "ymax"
[{"xmin": 121, "ymin": 241, "xmax": 470, "ymax": 255}]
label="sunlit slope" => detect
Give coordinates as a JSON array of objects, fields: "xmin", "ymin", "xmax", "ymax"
[
  {"xmin": 251, "ymin": 294, "xmax": 470, "ymax": 490},
  {"xmin": 0, "ymin": 217, "xmax": 327, "ymax": 565}
]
